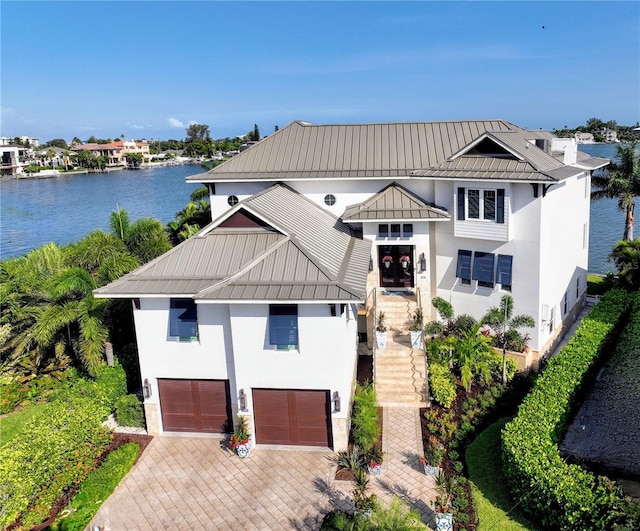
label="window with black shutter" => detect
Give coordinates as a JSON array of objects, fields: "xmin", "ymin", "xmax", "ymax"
[
  {"xmin": 472, "ymin": 252, "xmax": 495, "ymax": 287},
  {"xmin": 496, "ymin": 254, "xmax": 513, "ymax": 290},
  {"xmin": 456, "ymin": 250, "xmax": 472, "ymax": 284}
]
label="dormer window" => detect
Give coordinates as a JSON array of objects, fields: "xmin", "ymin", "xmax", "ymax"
[{"xmin": 458, "ymin": 187, "xmax": 504, "ymax": 223}]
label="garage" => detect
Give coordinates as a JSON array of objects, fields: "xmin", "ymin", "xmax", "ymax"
[
  {"xmin": 158, "ymin": 379, "xmax": 232, "ymax": 433},
  {"xmin": 253, "ymin": 389, "xmax": 332, "ymax": 447}
]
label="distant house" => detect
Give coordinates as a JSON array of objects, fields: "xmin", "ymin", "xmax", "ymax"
[
  {"xmin": 600, "ymin": 128, "xmax": 618, "ymax": 143},
  {"xmin": 113, "ymin": 139, "xmax": 151, "ymax": 162},
  {"xmin": 0, "ymin": 136, "xmax": 40, "ymax": 148},
  {"xmin": 575, "ymin": 132, "xmax": 595, "ymax": 144},
  {"xmin": 96, "ymin": 119, "xmax": 609, "ymax": 450},
  {"xmin": 0, "ymin": 145, "xmax": 30, "ymax": 176},
  {"xmin": 71, "ymin": 143, "xmax": 123, "ymax": 166}
]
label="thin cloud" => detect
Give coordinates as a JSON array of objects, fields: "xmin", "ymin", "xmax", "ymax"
[{"xmin": 168, "ymin": 117, "xmax": 185, "ymax": 128}]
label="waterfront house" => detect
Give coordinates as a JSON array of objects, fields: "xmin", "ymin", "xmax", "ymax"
[
  {"xmin": 71, "ymin": 142, "xmax": 124, "ymax": 166},
  {"xmin": 0, "ymin": 144, "xmax": 30, "ymax": 176},
  {"xmin": 95, "ymin": 119, "xmax": 609, "ymax": 449}
]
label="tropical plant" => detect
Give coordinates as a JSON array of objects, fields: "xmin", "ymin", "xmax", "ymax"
[
  {"xmin": 423, "ymin": 296, "xmax": 477, "ymax": 338},
  {"xmin": 352, "ymin": 381, "xmax": 380, "ymax": 451},
  {"xmin": 336, "ymin": 445, "xmax": 364, "ymax": 472},
  {"xmin": 409, "ymin": 308, "xmax": 423, "ymax": 331},
  {"xmin": 229, "ymin": 415, "xmax": 250, "ymax": 450},
  {"xmin": 375, "ymin": 311, "xmax": 386, "ymax": 332},
  {"xmin": 450, "ymin": 323, "xmax": 494, "ymax": 392},
  {"xmin": 609, "ymin": 238, "xmax": 640, "ymax": 289},
  {"xmin": 166, "ymin": 187, "xmax": 211, "ymax": 245},
  {"xmin": 591, "ymin": 142, "xmax": 640, "ymax": 241},
  {"xmin": 428, "ymin": 362, "xmax": 457, "ymax": 408},
  {"xmin": 481, "ymin": 294, "xmax": 535, "ymax": 383}
]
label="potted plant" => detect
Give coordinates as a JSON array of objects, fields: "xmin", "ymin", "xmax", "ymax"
[
  {"xmin": 420, "ymin": 437, "xmax": 443, "ymax": 475},
  {"xmin": 375, "ymin": 311, "xmax": 387, "ymax": 350},
  {"xmin": 382, "ymin": 255, "xmax": 393, "ymax": 268},
  {"xmin": 409, "ymin": 308, "xmax": 423, "ymax": 349},
  {"xmin": 229, "ymin": 415, "xmax": 251, "ymax": 458},
  {"xmin": 365, "ymin": 447, "xmax": 383, "ymax": 476},
  {"xmin": 433, "ymin": 469, "xmax": 454, "ymax": 530},
  {"xmin": 400, "ymin": 255, "xmax": 411, "ymax": 268}
]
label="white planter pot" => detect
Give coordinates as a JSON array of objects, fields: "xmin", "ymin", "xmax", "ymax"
[
  {"xmin": 367, "ymin": 463, "xmax": 382, "ymax": 476},
  {"xmin": 410, "ymin": 330, "xmax": 423, "ymax": 349},
  {"xmin": 423, "ymin": 464, "xmax": 440, "ymax": 477},
  {"xmin": 375, "ymin": 330, "xmax": 387, "ymax": 350},
  {"xmin": 235, "ymin": 439, "xmax": 251, "ymax": 458},
  {"xmin": 435, "ymin": 513, "xmax": 453, "ymax": 531}
]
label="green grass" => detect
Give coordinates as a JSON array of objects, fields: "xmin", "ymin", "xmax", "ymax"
[
  {"xmin": 50, "ymin": 442, "xmax": 140, "ymax": 531},
  {"xmin": 587, "ymin": 273, "xmax": 614, "ymax": 296},
  {"xmin": 0, "ymin": 403, "xmax": 47, "ymax": 448},
  {"xmin": 466, "ymin": 418, "xmax": 539, "ymax": 531}
]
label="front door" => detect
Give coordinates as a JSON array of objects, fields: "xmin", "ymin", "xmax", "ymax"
[{"xmin": 379, "ymin": 245, "xmax": 414, "ymax": 288}]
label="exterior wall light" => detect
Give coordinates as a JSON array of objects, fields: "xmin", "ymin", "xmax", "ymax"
[
  {"xmin": 238, "ymin": 389, "xmax": 247, "ymax": 411},
  {"xmin": 332, "ymin": 391, "xmax": 341, "ymax": 412},
  {"xmin": 143, "ymin": 378, "xmax": 152, "ymax": 399},
  {"xmin": 419, "ymin": 253, "xmax": 427, "ymax": 273}
]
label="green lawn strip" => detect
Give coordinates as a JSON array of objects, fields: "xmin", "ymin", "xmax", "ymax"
[
  {"xmin": 466, "ymin": 418, "xmax": 539, "ymax": 531},
  {"xmin": 50, "ymin": 442, "xmax": 140, "ymax": 531},
  {"xmin": 0, "ymin": 403, "xmax": 47, "ymax": 448},
  {"xmin": 587, "ymin": 274, "xmax": 613, "ymax": 296}
]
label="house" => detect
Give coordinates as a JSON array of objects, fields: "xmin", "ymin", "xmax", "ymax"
[
  {"xmin": 0, "ymin": 144, "xmax": 30, "ymax": 176},
  {"xmin": 113, "ymin": 139, "xmax": 151, "ymax": 162},
  {"xmin": 95, "ymin": 119, "xmax": 609, "ymax": 449},
  {"xmin": 600, "ymin": 128, "xmax": 618, "ymax": 143},
  {"xmin": 0, "ymin": 136, "xmax": 40, "ymax": 147},
  {"xmin": 575, "ymin": 132, "xmax": 595, "ymax": 144},
  {"xmin": 70, "ymin": 142, "xmax": 124, "ymax": 166}
]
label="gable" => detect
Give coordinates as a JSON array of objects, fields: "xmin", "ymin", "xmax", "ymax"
[
  {"xmin": 217, "ymin": 210, "xmax": 271, "ymax": 229},
  {"xmin": 466, "ymin": 138, "xmax": 517, "ymax": 158}
]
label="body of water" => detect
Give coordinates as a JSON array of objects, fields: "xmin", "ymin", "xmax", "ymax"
[{"xmin": 0, "ymin": 145, "xmax": 625, "ymax": 273}]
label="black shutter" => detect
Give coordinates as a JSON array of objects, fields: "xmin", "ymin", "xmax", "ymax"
[
  {"xmin": 496, "ymin": 254, "xmax": 513, "ymax": 286},
  {"xmin": 472, "ymin": 252, "xmax": 495, "ymax": 283},
  {"xmin": 457, "ymin": 187, "xmax": 465, "ymax": 220},
  {"xmin": 497, "ymin": 189, "xmax": 505, "ymax": 224},
  {"xmin": 456, "ymin": 250, "xmax": 472, "ymax": 281}
]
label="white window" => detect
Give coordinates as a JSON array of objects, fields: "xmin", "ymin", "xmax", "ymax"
[
  {"xmin": 467, "ymin": 189, "xmax": 496, "ymax": 221},
  {"xmin": 377, "ymin": 223, "xmax": 413, "ymax": 238}
]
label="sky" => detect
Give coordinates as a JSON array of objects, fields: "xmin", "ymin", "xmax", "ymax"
[{"xmin": 1, "ymin": 1, "xmax": 638, "ymax": 143}]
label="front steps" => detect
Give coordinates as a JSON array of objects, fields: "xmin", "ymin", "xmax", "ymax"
[{"xmin": 374, "ymin": 295, "xmax": 428, "ymax": 406}]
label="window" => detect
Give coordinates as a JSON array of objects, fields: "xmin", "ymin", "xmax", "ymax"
[
  {"xmin": 324, "ymin": 194, "xmax": 336, "ymax": 206},
  {"xmin": 576, "ymin": 277, "xmax": 580, "ymax": 298},
  {"xmin": 456, "ymin": 250, "xmax": 472, "ymax": 285},
  {"xmin": 227, "ymin": 195, "xmax": 239, "ymax": 206},
  {"xmin": 473, "ymin": 252, "xmax": 495, "ymax": 287},
  {"xmin": 169, "ymin": 299, "xmax": 198, "ymax": 340},
  {"xmin": 496, "ymin": 254, "xmax": 513, "ymax": 290},
  {"xmin": 378, "ymin": 223, "xmax": 413, "ymax": 238},
  {"xmin": 458, "ymin": 187, "xmax": 505, "ymax": 223},
  {"xmin": 563, "ymin": 291, "xmax": 568, "ymax": 315},
  {"xmin": 269, "ymin": 305, "xmax": 298, "ymax": 350}
]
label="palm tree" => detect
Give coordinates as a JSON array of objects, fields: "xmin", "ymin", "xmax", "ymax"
[
  {"xmin": 451, "ymin": 323, "xmax": 494, "ymax": 392},
  {"xmin": 481, "ymin": 295, "xmax": 535, "ymax": 384},
  {"xmin": 609, "ymin": 238, "xmax": 640, "ymax": 289},
  {"xmin": 591, "ymin": 142, "xmax": 640, "ymax": 241}
]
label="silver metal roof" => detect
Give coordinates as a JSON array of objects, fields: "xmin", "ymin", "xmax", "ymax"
[
  {"xmin": 342, "ymin": 183, "xmax": 450, "ymax": 221},
  {"xmin": 188, "ymin": 119, "xmax": 519, "ymax": 182},
  {"xmin": 94, "ymin": 185, "xmax": 371, "ymax": 302}
]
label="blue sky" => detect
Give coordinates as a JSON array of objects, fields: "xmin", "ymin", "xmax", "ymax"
[{"xmin": 1, "ymin": 1, "xmax": 638, "ymax": 142}]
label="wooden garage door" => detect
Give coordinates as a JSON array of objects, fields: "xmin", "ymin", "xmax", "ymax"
[
  {"xmin": 253, "ymin": 389, "xmax": 332, "ymax": 447},
  {"xmin": 158, "ymin": 379, "xmax": 232, "ymax": 433}
]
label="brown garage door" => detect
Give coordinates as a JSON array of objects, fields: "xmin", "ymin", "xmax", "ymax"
[
  {"xmin": 253, "ymin": 389, "xmax": 332, "ymax": 447},
  {"xmin": 158, "ymin": 379, "xmax": 232, "ymax": 433}
]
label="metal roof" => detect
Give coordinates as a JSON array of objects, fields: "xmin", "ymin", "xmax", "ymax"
[
  {"xmin": 187, "ymin": 119, "xmax": 519, "ymax": 182},
  {"xmin": 342, "ymin": 183, "xmax": 450, "ymax": 221},
  {"xmin": 94, "ymin": 185, "xmax": 371, "ymax": 302}
]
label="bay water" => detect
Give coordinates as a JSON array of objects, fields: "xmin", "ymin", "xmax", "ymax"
[{"xmin": 0, "ymin": 145, "xmax": 624, "ymax": 273}]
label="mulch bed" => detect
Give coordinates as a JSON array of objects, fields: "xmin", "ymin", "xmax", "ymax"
[{"xmin": 24, "ymin": 432, "xmax": 153, "ymax": 531}]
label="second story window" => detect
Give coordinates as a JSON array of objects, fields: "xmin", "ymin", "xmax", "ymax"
[
  {"xmin": 169, "ymin": 299, "xmax": 198, "ymax": 341},
  {"xmin": 458, "ymin": 187, "xmax": 505, "ymax": 223},
  {"xmin": 269, "ymin": 305, "xmax": 298, "ymax": 350}
]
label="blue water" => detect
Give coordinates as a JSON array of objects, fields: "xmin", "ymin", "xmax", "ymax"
[
  {"xmin": 0, "ymin": 146, "xmax": 626, "ymax": 272},
  {"xmin": 0, "ymin": 165, "xmax": 201, "ymax": 259}
]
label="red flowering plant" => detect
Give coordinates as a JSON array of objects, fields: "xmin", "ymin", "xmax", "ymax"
[
  {"xmin": 382, "ymin": 255, "xmax": 393, "ymax": 264},
  {"xmin": 399, "ymin": 255, "xmax": 411, "ymax": 266},
  {"xmin": 229, "ymin": 415, "xmax": 249, "ymax": 450}
]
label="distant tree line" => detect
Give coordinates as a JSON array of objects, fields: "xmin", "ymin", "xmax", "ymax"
[{"xmin": 553, "ymin": 118, "xmax": 639, "ymax": 142}]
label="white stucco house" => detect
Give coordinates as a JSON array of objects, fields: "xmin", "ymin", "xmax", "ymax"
[{"xmin": 95, "ymin": 119, "xmax": 609, "ymax": 450}]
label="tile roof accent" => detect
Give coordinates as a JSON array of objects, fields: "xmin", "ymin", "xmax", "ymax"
[
  {"xmin": 187, "ymin": 119, "xmax": 519, "ymax": 182},
  {"xmin": 342, "ymin": 183, "xmax": 450, "ymax": 221},
  {"xmin": 95, "ymin": 185, "xmax": 371, "ymax": 302}
]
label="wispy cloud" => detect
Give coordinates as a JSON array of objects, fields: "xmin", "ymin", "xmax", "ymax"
[
  {"xmin": 168, "ymin": 117, "xmax": 185, "ymax": 128},
  {"xmin": 130, "ymin": 123, "xmax": 151, "ymax": 130}
]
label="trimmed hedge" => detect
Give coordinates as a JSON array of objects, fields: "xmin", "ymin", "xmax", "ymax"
[
  {"xmin": 115, "ymin": 394, "xmax": 145, "ymax": 427},
  {"xmin": 0, "ymin": 396, "xmax": 112, "ymax": 528},
  {"xmin": 429, "ymin": 362, "xmax": 457, "ymax": 408},
  {"xmin": 502, "ymin": 290, "xmax": 636, "ymax": 530}
]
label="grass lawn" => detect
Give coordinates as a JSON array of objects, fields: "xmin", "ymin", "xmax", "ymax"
[
  {"xmin": 587, "ymin": 273, "xmax": 614, "ymax": 296},
  {"xmin": 0, "ymin": 403, "xmax": 47, "ymax": 449},
  {"xmin": 466, "ymin": 418, "xmax": 539, "ymax": 531}
]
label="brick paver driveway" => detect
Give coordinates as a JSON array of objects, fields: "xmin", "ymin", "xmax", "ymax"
[{"xmin": 88, "ymin": 437, "xmax": 353, "ymax": 530}]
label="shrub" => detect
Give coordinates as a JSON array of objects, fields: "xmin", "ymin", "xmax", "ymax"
[
  {"xmin": 0, "ymin": 396, "xmax": 112, "ymax": 528},
  {"xmin": 352, "ymin": 382, "xmax": 380, "ymax": 451},
  {"xmin": 50, "ymin": 443, "xmax": 139, "ymax": 531},
  {"xmin": 502, "ymin": 290, "xmax": 636, "ymax": 530},
  {"xmin": 428, "ymin": 362, "xmax": 456, "ymax": 409},
  {"xmin": 115, "ymin": 394, "xmax": 145, "ymax": 427}
]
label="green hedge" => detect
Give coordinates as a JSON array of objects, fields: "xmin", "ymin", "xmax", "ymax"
[
  {"xmin": 428, "ymin": 362, "xmax": 456, "ymax": 409},
  {"xmin": 115, "ymin": 394, "xmax": 145, "ymax": 427},
  {"xmin": 502, "ymin": 290, "xmax": 635, "ymax": 530},
  {"xmin": 0, "ymin": 397, "xmax": 112, "ymax": 528},
  {"xmin": 352, "ymin": 382, "xmax": 380, "ymax": 451}
]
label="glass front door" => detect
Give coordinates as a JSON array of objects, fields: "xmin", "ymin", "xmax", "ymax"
[{"xmin": 379, "ymin": 245, "xmax": 414, "ymax": 288}]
